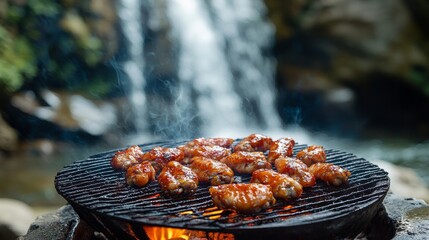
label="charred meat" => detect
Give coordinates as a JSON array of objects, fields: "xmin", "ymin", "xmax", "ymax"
[
  {"xmin": 267, "ymin": 137, "xmax": 295, "ymax": 163},
  {"xmin": 233, "ymin": 133, "xmax": 273, "ymax": 152},
  {"xmin": 274, "ymin": 157, "xmax": 316, "ymax": 187},
  {"xmin": 221, "ymin": 151, "xmax": 271, "ymax": 174},
  {"xmin": 180, "ymin": 145, "xmax": 231, "ymax": 163},
  {"xmin": 125, "ymin": 161, "xmax": 156, "ymax": 187},
  {"xmin": 309, "ymin": 163, "xmax": 351, "ymax": 186},
  {"xmin": 209, "ymin": 183, "xmax": 276, "ymax": 213},
  {"xmin": 296, "ymin": 145, "xmax": 326, "ymax": 166},
  {"xmin": 185, "ymin": 137, "xmax": 235, "ymax": 148},
  {"xmin": 111, "ymin": 145, "xmax": 144, "ymax": 170},
  {"xmin": 189, "ymin": 156, "xmax": 234, "ymax": 185},
  {"xmin": 141, "ymin": 146, "xmax": 185, "ymax": 172},
  {"xmin": 157, "ymin": 161, "xmax": 199, "ymax": 196},
  {"xmin": 251, "ymin": 169, "xmax": 303, "ymax": 200}
]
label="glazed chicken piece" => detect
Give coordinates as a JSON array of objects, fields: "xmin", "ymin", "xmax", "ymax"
[
  {"xmin": 125, "ymin": 161, "xmax": 156, "ymax": 187},
  {"xmin": 233, "ymin": 133, "xmax": 273, "ymax": 152},
  {"xmin": 296, "ymin": 145, "xmax": 326, "ymax": 166},
  {"xmin": 141, "ymin": 146, "xmax": 185, "ymax": 172},
  {"xmin": 221, "ymin": 151, "xmax": 271, "ymax": 174},
  {"xmin": 185, "ymin": 137, "xmax": 235, "ymax": 148},
  {"xmin": 274, "ymin": 157, "xmax": 316, "ymax": 187},
  {"xmin": 267, "ymin": 137, "xmax": 295, "ymax": 163},
  {"xmin": 189, "ymin": 157, "xmax": 234, "ymax": 185},
  {"xmin": 209, "ymin": 183, "xmax": 276, "ymax": 213},
  {"xmin": 180, "ymin": 145, "xmax": 231, "ymax": 163},
  {"xmin": 251, "ymin": 169, "xmax": 303, "ymax": 200},
  {"xmin": 157, "ymin": 161, "xmax": 199, "ymax": 196},
  {"xmin": 309, "ymin": 163, "xmax": 351, "ymax": 186},
  {"xmin": 111, "ymin": 145, "xmax": 144, "ymax": 170}
]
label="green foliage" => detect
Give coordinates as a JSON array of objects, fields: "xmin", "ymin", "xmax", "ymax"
[
  {"xmin": 406, "ymin": 67, "xmax": 429, "ymax": 97},
  {"xmin": 28, "ymin": 0, "xmax": 60, "ymax": 17},
  {"xmin": 0, "ymin": 26, "xmax": 36, "ymax": 95},
  {"xmin": 0, "ymin": 0, "xmax": 118, "ymax": 101}
]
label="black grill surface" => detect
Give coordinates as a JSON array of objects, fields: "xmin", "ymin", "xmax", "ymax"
[{"xmin": 55, "ymin": 140, "xmax": 390, "ymax": 240}]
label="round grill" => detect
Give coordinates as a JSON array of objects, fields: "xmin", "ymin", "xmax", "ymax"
[{"xmin": 55, "ymin": 140, "xmax": 390, "ymax": 239}]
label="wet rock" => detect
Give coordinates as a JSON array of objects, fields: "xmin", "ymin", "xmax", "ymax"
[
  {"xmin": 0, "ymin": 114, "xmax": 18, "ymax": 153},
  {"xmin": 2, "ymin": 90, "xmax": 117, "ymax": 145},
  {"xmin": 0, "ymin": 198, "xmax": 35, "ymax": 240},
  {"xmin": 384, "ymin": 193, "xmax": 429, "ymax": 240},
  {"xmin": 267, "ymin": 0, "xmax": 429, "ymax": 136},
  {"xmin": 20, "ymin": 205, "xmax": 95, "ymax": 240},
  {"xmin": 373, "ymin": 160, "xmax": 429, "ymax": 202}
]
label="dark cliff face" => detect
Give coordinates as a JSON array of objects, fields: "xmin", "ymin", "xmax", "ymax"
[{"xmin": 265, "ymin": 0, "xmax": 429, "ymax": 138}]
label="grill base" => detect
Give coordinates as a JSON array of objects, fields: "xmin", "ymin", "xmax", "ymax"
[
  {"xmin": 28, "ymin": 193, "xmax": 426, "ymax": 240},
  {"xmin": 69, "ymin": 197, "xmax": 385, "ymax": 240}
]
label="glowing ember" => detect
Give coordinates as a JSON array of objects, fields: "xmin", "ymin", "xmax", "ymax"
[
  {"xmin": 143, "ymin": 226, "xmax": 236, "ymax": 240},
  {"xmin": 144, "ymin": 226, "xmax": 189, "ymax": 240},
  {"xmin": 179, "ymin": 210, "xmax": 194, "ymax": 215},
  {"xmin": 202, "ymin": 209, "xmax": 224, "ymax": 220}
]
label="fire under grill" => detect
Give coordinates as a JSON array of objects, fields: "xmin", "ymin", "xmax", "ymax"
[{"xmin": 55, "ymin": 140, "xmax": 390, "ymax": 240}]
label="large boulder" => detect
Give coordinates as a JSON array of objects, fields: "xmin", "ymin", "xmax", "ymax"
[
  {"xmin": 0, "ymin": 114, "xmax": 18, "ymax": 153},
  {"xmin": 2, "ymin": 90, "xmax": 118, "ymax": 145},
  {"xmin": 0, "ymin": 198, "xmax": 35, "ymax": 240}
]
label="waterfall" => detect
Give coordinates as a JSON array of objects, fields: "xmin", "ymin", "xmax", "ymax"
[
  {"xmin": 120, "ymin": 0, "xmax": 283, "ymax": 140},
  {"xmin": 117, "ymin": 0, "xmax": 147, "ymax": 132}
]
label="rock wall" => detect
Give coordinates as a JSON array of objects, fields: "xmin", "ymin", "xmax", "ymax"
[{"xmin": 265, "ymin": 0, "xmax": 429, "ymax": 137}]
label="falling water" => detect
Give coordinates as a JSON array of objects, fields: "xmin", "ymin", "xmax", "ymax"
[
  {"xmin": 166, "ymin": 0, "xmax": 281, "ymax": 136},
  {"xmin": 120, "ymin": 0, "xmax": 281, "ymax": 139},
  {"xmin": 117, "ymin": 0, "xmax": 147, "ymax": 132}
]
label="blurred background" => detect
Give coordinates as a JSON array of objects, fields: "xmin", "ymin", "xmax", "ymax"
[{"xmin": 0, "ymin": 0, "xmax": 428, "ymax": 236}]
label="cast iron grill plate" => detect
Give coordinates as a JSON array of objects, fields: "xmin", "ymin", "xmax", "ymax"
[{"xmin": 55, "ymin": 140, "xmax": 390, "ymax": 239}]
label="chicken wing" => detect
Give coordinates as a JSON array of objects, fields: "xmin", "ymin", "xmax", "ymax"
[
  {"xmin": 296, "ymin": 145, "xmax": 326, "ymax": 166},
  {"xmin": 157, "ymin": 161, "xmax": 199, "ymax": 196},
  {"xmin": 221, "ymin": 151, "xmax": 271, "ymax": 174},
  {"xmin": 267, "ymin": 137, "xmax": 295, "ymax": 163},
  {"xmin": 233, "ymin": 133, "xmax": 273, "ymax": 152},
  {"xmin": 274, "ymin": 157, "xmax": 316, "ymax": 187},
  {"xmin": 111, "ymin": 145, "xmax": 144, "ymax": 170},
  {"xmin": 185, "ymin": 137, "xmax": 235, "ymax": 148},
  {"xmin": 141, "ymin": 146, "xmax": 185, "ymax": 172},
  {"xmin": 209, "ymin": 183, "xmax": 276, "ymax": 213},
  {"xmin": 180, "ymin": 145, "xmax": 231, "ymax": 163},
  {"xmin": 251, "ymin": 169, "xmax": 303, "ymax": 200},
  {"xmin": 309, "ymin": 163, "xmax": 351, "ymax": 186},
  {"xmin": 125, "ymin": 161, "xmax": 156, "ymax": 187},
  {"xmin": 189, "ymin": 156, "xmax": 234, "ymax": 185}
]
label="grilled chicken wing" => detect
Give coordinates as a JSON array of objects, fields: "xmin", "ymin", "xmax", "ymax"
[
  {"xmin": 209, "ymin": 183, "xmax": 276, "ymax": 213},
  {"xmin": 309, "ymin": 163, "xmax": 351, "ymax": 186},
  {"xmin": 233, "ymin": 134, "xmax": 273, "ymax": 152},
  {"xmin": 221, "ymin": 151, "xmax": 271, "ymax": 174},
  {"xmin": 157, "ymin": 161, "xmax": 199, "ymax": 196},
  {"xmin": 296, "ymin": 145, "xmax": 326, "ymax": 166},
  {"xmin": 180, "ymin": 145, "xmax": 231, "ymax": 163},
  {"xmin": 185, "ymin": 137, "xmax": 235, "ymax": 148},
  {"xmin": 189, "ymin": 157, "xmax": 234, "ymax": 185},
  {"xmin": 141, "ymin": 147, "xmax": 185, "ymax": 172},
  {"xmin": 267, "ymin": 137, "xmax": 295, "ymax": 163},
  {"xmin": 274, "ymin": 157, "xmax": 316, "ymax": 187},
  {"xmin": 111, "ymin": 145, "xmax": 144, "ymax": 170},
  {"xmin": 125, "ymin": 161, "xmax": 156, "ymax": 187},
  {"xmin": 251, "ymin": 169, "xmax": 303, "ymax": 200}
]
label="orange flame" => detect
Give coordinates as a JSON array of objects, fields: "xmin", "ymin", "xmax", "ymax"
[{"xmin": 143, "ymin": 226, "xmax": 189, "ymax": 240}]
